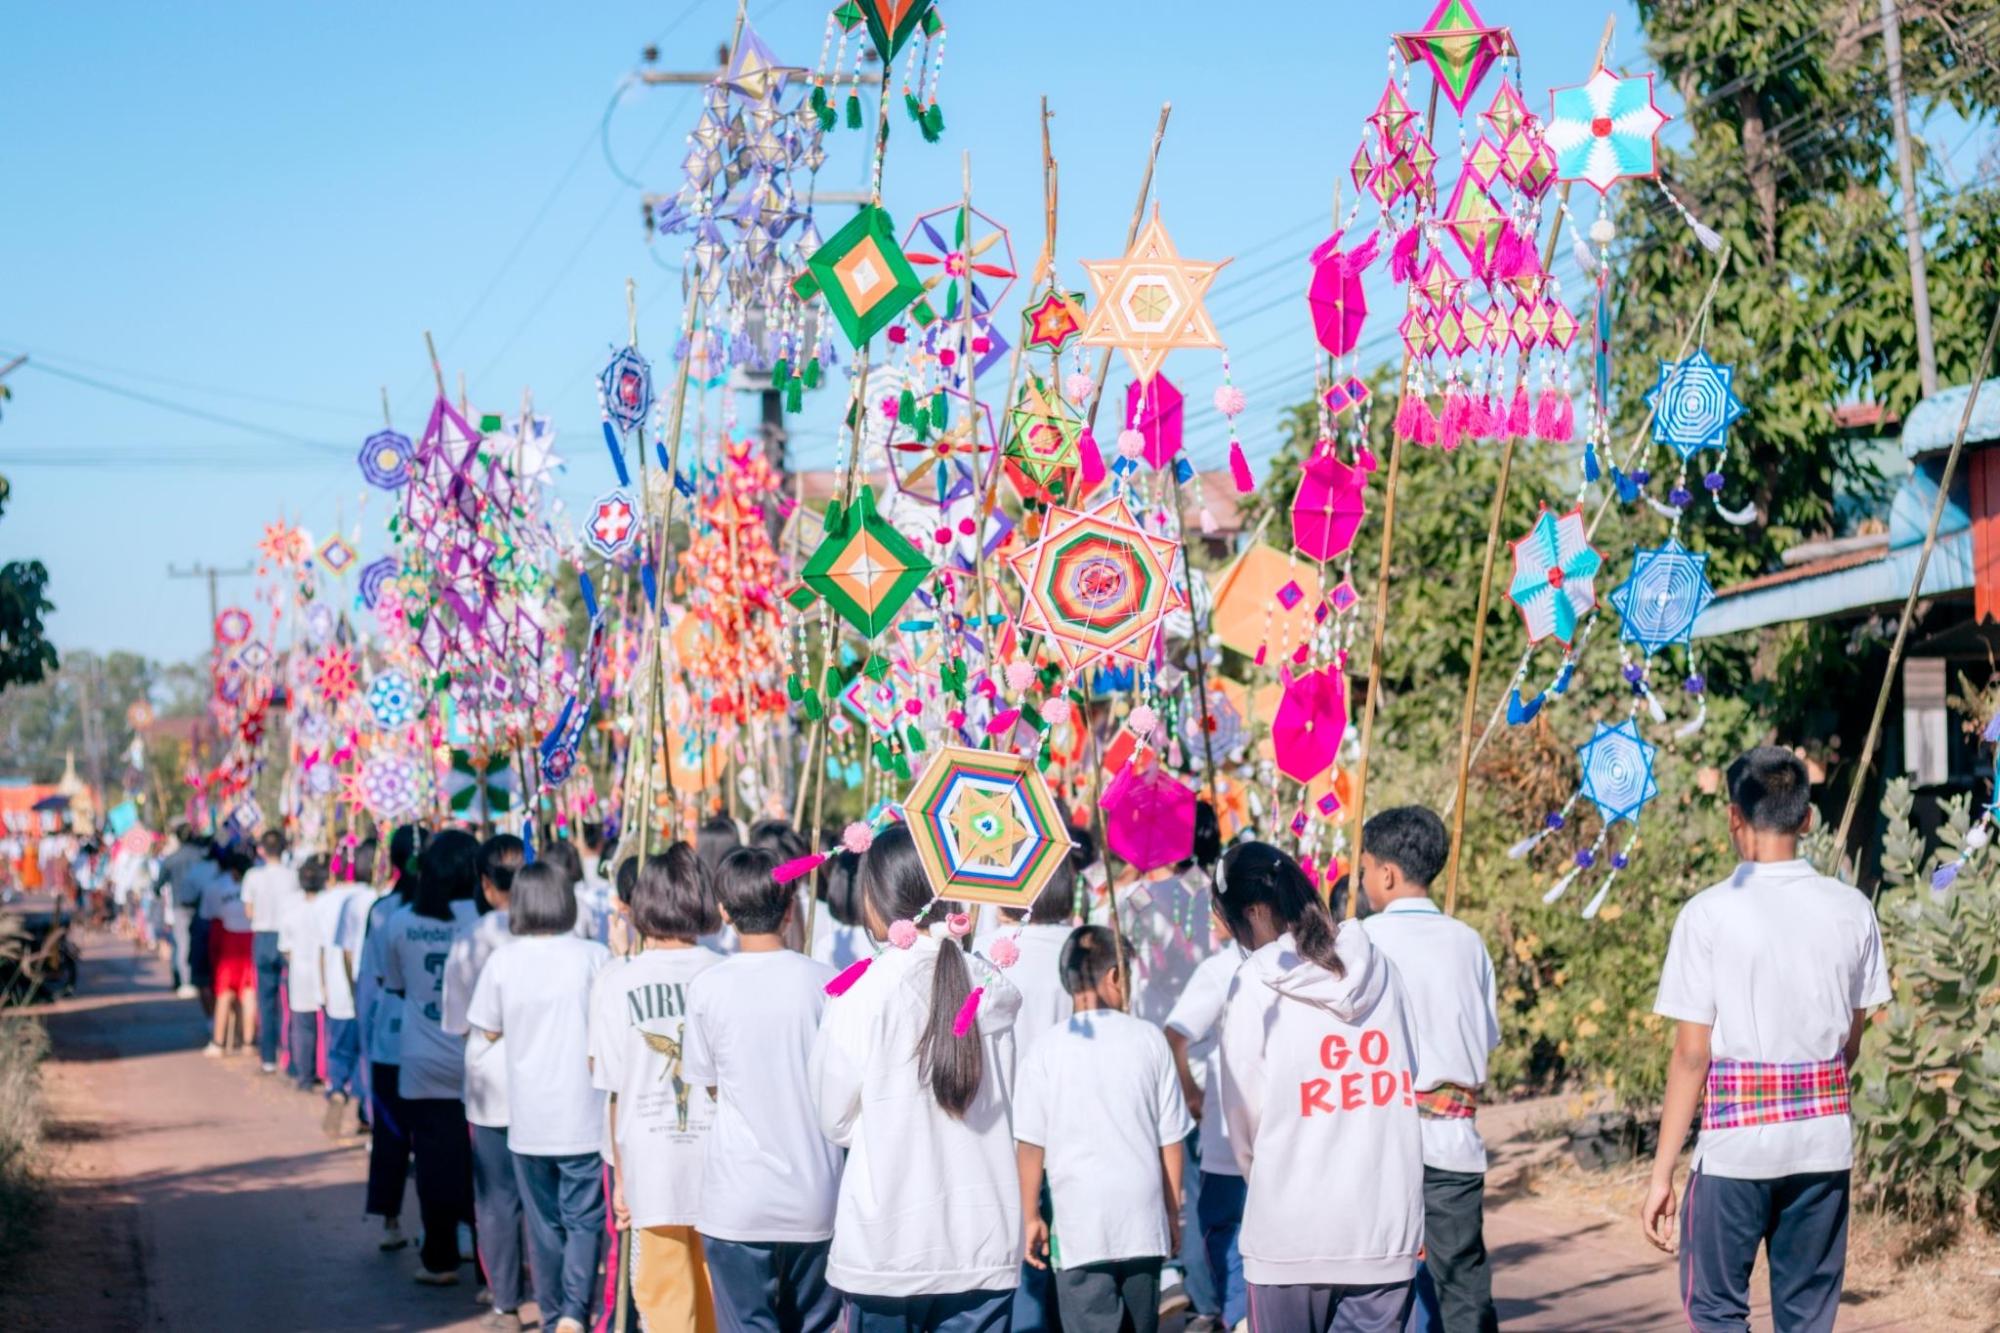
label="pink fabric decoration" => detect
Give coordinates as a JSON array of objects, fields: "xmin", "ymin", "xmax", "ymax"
[
  {"xmin": 842, "ymin": 821, "xmax": 875, "ymax": 855},
  {"xmin": 773, "ymin": 852, "xmax": 827, "ymax": 885},
  {"xmin": 989, "ymin": 935, "xmax": 1020, "ymax": 969},
  {"xmin": 1389, "ymin": 225, "xmax": 1420, "ymax": 283},
  {"xmin": 1214, "ymin": 385, "xmax": 1247, "ymax": 417},
  {"xmin": 1228, "ymin": 439, "xmax": 1255, "ymax": 494},
  {"xmin": 1124, "ymin": 375, "xmax": 1184, "ymax": 469},
  {"xmin": 1292, "ymin": 444, "xmax": 1366, "ymax": 561},
  {"xmin": 1271, "ymin": 664, "xmax": 1349, "ymax": 783},
  {"xmin": 1103, "ymin": 764, "xmax": 1196, "ymax": 873},
  {"xmin": 986, "ymin": 707, "xmax": 1021, "ymax": 735},
  {"xmin": 824, "ymin": 956, "xmax": 873, "ymax": 996},
  {"xmin": 888, "ymin": 919, "xmax": 920, "ymax": 950},
  {"xmin": 952, "ymin": 986, "xmax": 985, "ymax": 1038},
  {"xmin": 1308, "ymin": 229, "xmax": 1378, "ymax": 357},
  {"xmin": 1077, "ymin": 427, "xmax": 1107, "ymax": 488},
  {"xmin": 1505, "ymin": 383, "xmax": 1532, "ymax": 437}
]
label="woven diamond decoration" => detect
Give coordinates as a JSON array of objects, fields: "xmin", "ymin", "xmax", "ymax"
[
  {"xmin": 1609, "ymin": 539, "xmax": 1715, "ymax": 655},
  {"xmin": 1002, "ymin": 377, "xmax": 1084, "ymax": 505},
  {"xmin": 793, "ymin": 204, "xmax": 924, "ymax": 347},
  {"xmin": 1645, "ymin": 349, "xmax": 1746, "ymax": 460},
  {"xmin": 904, "ymin": 745, "xmax": 1072, "ymax": 909},
  {"xmin": 792, "ymin": 484, "xmax": 932, "ymax": 638},
  {"xmin": 599, "ymin": 346, "xmax": 652, "ymax": 434}
]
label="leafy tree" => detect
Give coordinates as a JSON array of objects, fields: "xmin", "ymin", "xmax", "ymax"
[{"xmin": 0, "ymin": 476, "xmax": 56, "ymax": 694}]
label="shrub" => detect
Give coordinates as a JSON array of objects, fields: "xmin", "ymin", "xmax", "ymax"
[{"xmin": 0, "ymin": 1011, "xmax": 48, "ymax": 1257}]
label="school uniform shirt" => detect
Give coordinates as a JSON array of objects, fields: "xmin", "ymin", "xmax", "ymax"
[
  {"xmin": 314, "ymin": 885, "xmax": 374, "ymax": 1022},
  {"xmin": 1219, "ymin": 927, "xmax": 1424, "ymax": 1288},
  {"xmin": 382, "ymin": 901, "xmax": 480, "ymax": 1101},
  {"xmin": 198, "ymin": 868, "xmax": 253, "ymax": 935},
  {"xmin": 682, "ymin": 949, "xmax": 844, "ymax": 1243},
  {"xmin": 587, "ymin": 945, "xmax": 725, "ymax": 1227},
  {"xmin": 357, "ymin": 892, "xmax": 408, "ymax": 1066},
  {"xmin": 1361, "ymin": 897, "xmax": 1501, "ymax": 1174},
  {"xmin": 811, "ymin": 919, "xmax": 873, "ymax": 973},
  {"xmin": 1116, "ymin": 869, "xmax": 1220, "ymax": 1027},
  {"xmin": 1164, "ymin": 942, "xmax": 1249, "ymax": 1177},
  {"xmin": 575, "ymin": 873, "xmax": 615, "ymax": 945},
  {"xmin": 469, "ymin": 932, "xmax": 611, "ymax": 1156},
  {"xmin": 241, "ymin": 861, "xmax": 303, "ymax": 938},
  {"xmin": 281, "ymin": 894, "xmax": 326, "ymax": 1012},
  {"xmin": 1008, "ymin": 922, "xmax": 1076, "ymax": 1059},
  {"xmin": 811, "ymin": 934, "xmax": 1024, "ymax": 1297},
  {"xmin": 1653, "ymin": 858, "xmax": 1891, "ymax": 1181},
  {"xmin": 1014, "ymin": 1008, "xmax": 1193, "ymax": 1269},
  {"xmin": 443, "ymin": 910, "xmax": 515, "ymax": 1129}
]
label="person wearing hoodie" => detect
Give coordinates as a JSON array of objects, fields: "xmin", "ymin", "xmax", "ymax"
[
  {"xmin": 810, "ymin": 824, "xmax": 1023, "ymax": 1332},
  {"xmin": 1216, "ymin": 842, "xmax": 1424, "ymax": 1333}
]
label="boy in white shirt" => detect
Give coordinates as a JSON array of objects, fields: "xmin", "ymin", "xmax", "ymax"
[
  {"xmin": 241, "ymin": 830, "xmax": 303, "ymax": 1074},
  {"xmin": 279, "ymin": 855, "xmax": 330, "ymax": 1093},
  {"xmin": 1643, "ymin": 747, "xmax": 1890, "ymax": 1331},
  {"xmin": 1016, "ymin": 925, "xmax": 1191, "ymax": 1333},
  {"xmin": 1358, "ymin": 806, "xmax": 1501, "ymax": 1333},
  {"xmin": 1164, "ymin": 916, "xmax": 1249, "ymax": 1332},
  {"xmin": 684, "ymin": 847, "xmax": 842, "ymax": 1333},
  {"xmin": 314, "ymin": 842, "xmax": 378, "ymax": 1137}
]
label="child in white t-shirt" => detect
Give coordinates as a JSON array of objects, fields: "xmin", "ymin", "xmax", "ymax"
[
  {"xmin": 1164, "ymin": 917, "xmax": 1249, "ymax": 1331},
  {"xmin": 469, "ymin": 860, "xmax": 612, "ymax": 1333},
  {"xmin": 586, "ymin": 843, "xmax": 724, "ymax": 1333},
  {"xmin": 279, "ymin": 856, "xmax": 329, "ymax": 1093},
  {"xmin": 313, "ymin": 843, "xmax": 376, "ymax": 1137},
  {"xmin": 1016, "ymin": 925, "xmax": 1190, "ymax": 1333},
  {"xmin": 684, "ymin": 847, "xmax": 842, "ymax": 1333},
  {"xmin": 1643, "ymin": 748, "xmax": 1890, "ymax": 1331}
]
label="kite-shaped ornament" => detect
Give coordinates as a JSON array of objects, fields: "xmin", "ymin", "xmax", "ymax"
[
  {"xmin": 1079, "ymin": 209, "xmax": 1230, "ymax": 386},
  {"xmin": 1209, "ymin": 545, "xmax": 1325, "ymax": 658},
  {"xmin": 445, "ymin": 748, "xmax": 517, "ymax": 821},
  {"xmin": 904, "ymin": 745, "xmax": 1072, "ymax": 909},
  {"xmin": 1124, "ymin": 374, "xmax": 1185, "ymax": 470},
  {"xmin": 1507, "ymin": 506, "xmax": 1604, "ymax": 645},
  {"xmin": 1291, "ymin": 445, "xmax": 1367, "ymax": 562},
  {"xmin": 1103, "ymin": 763, "xmax": 1196, "ymax": 874},
  {"xmin": 599, "ymin": 346, "xmax": 653, "ymax": 434},
  {"xmin": 1394, "ymin": 0, "xmax": 1515, "ymax": 116},
  {"xmin": 793, "ymin": 485, "xmax": 932, "ymax": 638},
  {"xmin": 1007, "ymin": 496, "xmax": 1185, "ymax": 674},
  {"xmin": 1545, "ymin": 68, "xmax": 1668, "ymax": 194},
  {"xmin": 1645, "ymin": 349, "xmax": 1746, "ymax": 460},
  {"xmin": 1609, "ymin": 539, "xmax": 1715, "ymax": 655},
  {"xmin": 793, "ymin": 204, "xmax": 924, "ymax": 347},
  {"xmin": 1271, "ymin": 664, "xmax": 1348, "ymax": 784},
  {"xmin": 854, "ymin": 0, "xmax": 937, "ymax": 62},
  {"xmin": 1307, "ymin": 230, "xmax": 1378, "ymax": 358}
]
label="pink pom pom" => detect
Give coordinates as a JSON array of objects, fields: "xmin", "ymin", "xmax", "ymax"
[
  {"xmin": 1505, "ymin": 383, "xmax": 1532, "ymax": 437},
  {"xmin": 888, "ymin": 919, "xmax": 919, "ymax": 950},
  {"xmin": 824, "ymin": 956, "xmax": 873, "ymax": 996},
  {"xmin": 1389, "ymin": 225, "xmax": 1420, "ymax": 283},
  {"xmin": 989, "ymin": 936, "xmax": 1020, "ymax": 968},
  {"xmin": 945, "ymin": 911, "xmax": 972, "ymax": 938},
  {"xmin": 1228, "ymin": 439, "xmax": 1255, "ymax": 494},
  {"xmin": 1042, "ymin": 697, "xmax": 1072, "ymax": 727},
  {"xmin": 951, "ymin": 985, "xmax": 985, "ymax": 1038},
  {"xmin": 1116, "ymin": 429, "xmax": 1145, "ymax": 460},
  {"xmin": 842, "ymin": 821, "xmax": 875, "ymax": 855},
  {"xmin": 1005, "ymin": 661, "xmax": 1036, "ymax": 693},
  {"xmin": 1064, "ymin": 372, "xmax": 1094, "ymax": 404},
  {"xmin": 1129, "ymin": 704, "xmax": 1159, "ymax": 739},
  {"xmin": 1213, "ymin": 385, "xmax": 1246, "ymax": 417},
  {"xmin": 773, "ymin": 852, "xmax": 827, "ymax": 885}
]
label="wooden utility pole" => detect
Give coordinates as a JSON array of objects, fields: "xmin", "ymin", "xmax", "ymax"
[
  {"xmin": 1881, "ymin": 0, "xmax": 1939, "ymax": 397},
  {"xmin": 166, "ymin": 562, "xmax": 255, "ymax": 643}
]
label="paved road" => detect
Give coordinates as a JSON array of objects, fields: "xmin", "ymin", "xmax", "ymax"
[{"xmin": 2, "ymin": 932, "xmax": 1762, "ymax": 1331}]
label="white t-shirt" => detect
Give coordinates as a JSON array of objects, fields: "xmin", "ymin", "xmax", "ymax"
[
  {"xmin": 281, "ymin": 892, "xmax": 327, "ymax": 1012},
  {"xmin": 315, "ymin": 885, "xmax": 374, "ymax": 1021},
  {"xmin": 469, "ymin": 932, "xmax": 610, "ymax": 1155},
  {"xmin": 1164, "ymin": 942, "xmax": 1248, "ymax": 1177},
  {"xmin": 683, "ymin": 949, "xmax": 843, "ymax": 1242},
  {"xmin": 1654, "ymin": 859, "xmax": 1891, "ymax": 1180},
  {"xmin": 199, "ymin": 871, "xmax": 253, "ymax": 934},
  {"xmin": 811, "ymin": 920, "xmax": 873, "ymax": 973},
  {"xmin": 1015, "ymin": 1008, "xmax": 1192, "ymax": 1268},
  {"xmin": 382, "ymin": 900, "xmax": 479, "ymax": 1101},
  {"xmin": 444, "ymin": 910, "xmax": 515, "ymax": 1129},
  {"xmin": 1008, "ymin": 922, "xmax": 1076, "ymax": 1059},
  {"xmin": 575, "ymin": 875, "xmax": 615, "ymax": 945},
  {"xmin": 587, "ymin": 946, "xmax": 725, "ymax": 1227},
  {"xmin": 242, "ymin": 861, "xmax": 304, "ymax": 938},
  {"xmin": 1362, "ymin": 898, "xmax": 1501, "ymax": 1174}
]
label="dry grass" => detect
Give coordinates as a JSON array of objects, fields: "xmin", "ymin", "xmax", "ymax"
[
  {"xmin": 1520, "ymin": 1154, "xmax": 2000, "ymax": 1330},
  {"xmin": 0, "ymin": 1012, "xmax": 49, "ymax": 1258}
]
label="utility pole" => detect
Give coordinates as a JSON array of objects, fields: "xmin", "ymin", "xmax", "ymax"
[
  {"xmin": 1882, "ymin": 0, "xmax": 1939, "ymax": 397},
  {"xmin": 166, "ymin": 562, "xmax": 254, "ymax": 648}
]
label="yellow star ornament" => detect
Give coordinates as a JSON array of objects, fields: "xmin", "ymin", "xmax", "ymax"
[
  {"xmin": 948, "ymin": 785, "xmax": 1027, "ymax": 868},
  {"xmin": 1079, "ymin": 208, "xmax": 1231, "ymax": 385}
]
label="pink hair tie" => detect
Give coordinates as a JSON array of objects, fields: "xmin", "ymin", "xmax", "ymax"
[{"xmin": 945, "ymin": 912, "xmax": 972, "ymax": 939}]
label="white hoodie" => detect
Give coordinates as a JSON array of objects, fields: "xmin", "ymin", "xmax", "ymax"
[
  {"xmin": 1219, "ymin": 925, "xmax": 1424, "ymax": 1288},
  {"xmin": 810, "ymin": 934, "xmax": 1024, "ymax": 1297}
]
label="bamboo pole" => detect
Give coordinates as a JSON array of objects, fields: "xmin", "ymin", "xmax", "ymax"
[
  {"xmin": 1441, "ymin": 15, "xmax": 1617, "ymax": 914},
  {"xmin": 1084, "ymin": 104, "xmax": 1172, "ymax": 434},
  {"xmin": 1833, "ymin": 299, "xmax": 2000, "ymax": 869}
]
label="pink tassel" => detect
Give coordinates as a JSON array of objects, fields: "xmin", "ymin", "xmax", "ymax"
[
  {"xmin": 1389, "ymin": 226, "xmax": 1419, "ymax": 283},
  {"xmin": 1393, "ymin": 391, "xmax": 1424, "ymax": 443},
  {"xmin": 986, "ymin": 708, "xmax": 1021, "ymax": 736},
  {"xmin": 1414, "ymin": 395, "xmax": 1440, "ymax": 445},
  {"xmin": 1550, "ymin": 392, "xmax": 1575, "ymax": 443},
  {"xmin": 774, "ymin": 852, "xmax": 827, "ymax": 885},
  {"xmin": 1532, "ymin": 389, "xmax": 1560, "ymax": 441},
  {"xmin": 824, "ymin": 956, "xmax": 872, "ymax": 996},
  {"xmin": 1468, "ymin": 395, "xmax": 1494, "ymax": 439},
  {"xmin": 1506, "ymin": 383, "xmax": 1532, "ymax": 437},
  {"xmin": 1077, "ymin": 428, "xmax": 1106, "ymax": 487},
  {"xmin": 952, "ymin": 986, "xmax": 985, "ymax": 1038},
  {"xmin": 1346, "ymin": 229, "xmax": 1381, "ymax": 274},
  {"xmin": 1438, "ymin": 389, "xmax": 1469, "ymax": 452},
  {"xmin": 1228, "ymin": 438, "xmax": 1255, "ymax": 493}
]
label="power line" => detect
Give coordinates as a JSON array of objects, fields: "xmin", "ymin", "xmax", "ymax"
[
  {"xmin": 0, "ymin": 339, "xmax": 377, "ymax": 421},
  {"xmin": 15, "ymin": 361, "xmax": 349, "ymax": 456}
]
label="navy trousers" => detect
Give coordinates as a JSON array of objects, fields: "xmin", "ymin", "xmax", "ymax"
[
  {"xmin": 1196, "ymin": 1171, "xmax": 1249, "ymax": 1329},
  {"xmin": 252, "ymin": 933, "xmax": 285, "ymax": 1065},
  {"xmin": 703, "ymin": 1235, "xmax": 841, "ymax": 1333},
  {"xmin": 842, "ymin": 1289, "xmax": 1012, "ymax": 1333},
  {"xmin": 1680, "ymin": 1167, "xmax": 1849, "ymax": 1332},
  {"xmin": 287, "ymin": 1011, "xmax": 319, "ymax": 1090},
  {"xmin": 470, "ymin": 1124, "xmax": 525, "ymax": 1314}
]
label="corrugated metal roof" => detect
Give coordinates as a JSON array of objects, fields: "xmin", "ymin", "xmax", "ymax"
[
  {"xmin": 1692, "ymin": 528, "xmax": 1974, "ymax": 638},
  {"xmin": 1902, "ymin": 375, "xmax": 2000, "ymax": 459}
]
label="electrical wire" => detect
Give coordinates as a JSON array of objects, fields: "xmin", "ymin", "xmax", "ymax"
[{"xmin": 14, "ymin": 361, "xmax": 348, "ymax": 456}]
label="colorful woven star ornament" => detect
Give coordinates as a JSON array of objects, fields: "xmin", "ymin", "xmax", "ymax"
[
  {"xmin": 1007, "ymin": 495, "xmax": 1185, "ymax": 674},
  {"xmin": 1079, "ymin": 208, "xmax": 1230, "ymax": 385},
  {"xmin": 1645, "ymin": 349, "xmax": 1746, "ymax": 460},
  {"xmin": 793, "ymin": 205, "xmax": 926, "ymax": 347},
  {"xmin": 791, "ymin": 485, "xmax": 932, "ymax": 638}
]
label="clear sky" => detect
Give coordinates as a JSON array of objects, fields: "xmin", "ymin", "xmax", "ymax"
[{"xmin": 0, "ymin": 0, "xmax": 1754, "ymax": 664}]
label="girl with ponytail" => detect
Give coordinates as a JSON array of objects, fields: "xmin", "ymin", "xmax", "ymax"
[
  {"xmin": 1214, "ymin": 842, "xmax": 1426, "ymax": 1330},
  {"xmin": 809, "ymin": 824, "xmax": 1025, "ymax": 1327}
]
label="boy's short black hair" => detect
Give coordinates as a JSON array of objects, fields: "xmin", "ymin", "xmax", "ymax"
[
  {"xmin": 1727, "ymin": 746, "xmax": 1812, "ymax": 832},
  {"xmin": 713, "ymin": 847, "xmax": 789, "ymax": 935},
  {"xmin": 614, "ymin": 855, "xmax": 639, "ymax": 906},
  {"xmin": 538, "ymin": 838, "xmax": 583, "ymax": 887},
  {"xmin": 258, "ymin": 829, "xmax": 286, "ymax": 858},
  {"xmin": 1361, "ymin": 806, "xmax": 1449, "ymax": 888},
  {"xmin": 747, "ymin": 818, "xmax": 807, "ymax": 864},
  {"xmin": 632, "ymin": 844, "xmax": 718, "ymax": 943},
  {"xmin": 1058, "ymin": 924, "xmax": 1127, "ymax": 997},
  {"xmin": 297, "ymin": 855, "xmax": 329, "ymax": 895},
  {"xmin": 1022, "ymin": 850, "xmax": 1077, "ymax": 925},
  {"xmin": 509, "ymin": 862, "xmax": 577, "ymax": 936}
]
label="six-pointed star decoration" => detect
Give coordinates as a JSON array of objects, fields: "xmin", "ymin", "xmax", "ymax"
[
  {"xmin": 1079, "ymin": 208, "xmax": 1231, "ymax": 385},
  {"xmin": 1507, "ymin": 506, "xmax": 1604, "ymax": 645},
  {"xmin": 1007, "ymin": 495, "xmax": 1186, "ymax": 673},
  {"xmin": 903, "ymin": 745, "xmax": 1072, "ymax": 908},
  {"xmin": 791, "ymin": 484, "xmax": 932, "ymax": 638},
  {"xmin": 1576, "ymin": 719, "xmax": 1661, "ymax": 826},
  {"xmin": 1610, "ymin": 539, "xmax": 1716, "ymax": 655},
  {"xmin": 1022, "ymin": 289, "xmax": 1087, "ymax": 352},
  {"xmin": 1544, "ymin": 68, "xmax": 1669, "ymax": 194},
  {"xmin": 1002, "ymin": 377, "xmax": 1085, "ymax": 505},
  {"xmin": 1645, "ymin": 349, "xmax": 1747, "ymax": 459}
]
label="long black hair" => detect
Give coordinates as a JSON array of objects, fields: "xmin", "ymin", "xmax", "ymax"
[
  {"xmin": 387, "ymin": 824, "xmax": 423, "ymax": 905},
  {"xmin": 413, "ymin": 828, "xmax": 481, "ymax": 922},
  {"xmin": 860, "ymin": 825, "xmax": 982, "ymax": 1118},
  {"xmin": 1214, "ymin": 841, "xmax": 1345, "ymax": 978}
]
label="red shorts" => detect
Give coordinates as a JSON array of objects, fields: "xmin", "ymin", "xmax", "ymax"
[{"xmin": 209, "ymin": 922, "xmax": 255, "ymax": 994}]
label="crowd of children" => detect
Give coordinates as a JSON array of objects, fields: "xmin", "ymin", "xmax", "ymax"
[{"xmin": 163, "ymin": 743, "xmax": 1883, "ymax": 1333}]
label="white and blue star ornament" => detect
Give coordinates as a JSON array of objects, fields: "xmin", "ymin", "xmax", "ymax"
[
  {"xmin": 1576, "ymin": 719, "xmax": 1660, "ymax": 827},
  {"xmin": 583, "ymin": 488, "xmax": 640, "ymax": 560},
  {"xmin": 1609, "ymin": 540, "xmax": 1714, "ymax": 655},
  {"xmin": 1646, "ymin": 349, "xmax": 1745, "ymax": 460},
  {"xmin": 367, "ymin": 670, "xmax": 418, "ymax": 730}
]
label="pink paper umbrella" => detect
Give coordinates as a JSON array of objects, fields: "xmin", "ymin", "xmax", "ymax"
[
  {"xmin": 1103, "ymin": 763, "xmax": 1196, "ymax": 873},
  {"xmin": 1307, "ymin": 230, "xmax": 1379, "ymax": 357},
  {"xmin": 1124, "ymin": 374, "xmax": 1184, "ymax": 470},
  {"xmin": 1291, "ymin": 444, "xmax": 1367, "ymax": 561},
  {"xmin": 1271, "ymin": 664, "xmax": 1348, "ymax": 783}
]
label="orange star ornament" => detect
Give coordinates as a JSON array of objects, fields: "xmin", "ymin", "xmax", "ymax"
[{"xmin": 1078, "ymin": 208, "xmax": 1231, "ymax": 385}]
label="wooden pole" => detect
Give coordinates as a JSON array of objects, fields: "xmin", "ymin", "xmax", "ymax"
[
  {"xmin": 1833, "ymin": 298, "xmax": 2000, "ymax": 869},
  {"xmin": 1084, "ymin": 104, "xmax": 1172, "ymax": 434},
  {"xmin": 1440, "ymin": 15, "xmax": 1616, "ymax": 914}
]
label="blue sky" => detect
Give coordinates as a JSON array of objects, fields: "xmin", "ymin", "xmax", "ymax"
[{"xmin": 0, "ymin": 0, "xmax": 1971, "ymax": 663}]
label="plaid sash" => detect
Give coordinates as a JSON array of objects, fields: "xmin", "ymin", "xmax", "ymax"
[
  {"xmin": 1415, "ymin": 1083, "xmax": 1478, "ymax": 1120},
  {"xmin": 1702, "ymin": 1057, "xmax": 1849, "ymax": 1131}
]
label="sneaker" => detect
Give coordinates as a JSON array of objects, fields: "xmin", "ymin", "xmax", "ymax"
[
  {"xmin": 1159, "ymin": 1269, "xmax": 1191, "ymax": 1318},
  {"xmin": 379, "ymin": 1222, "xmax": 409, "ymax": 1252},
  {"xmin": 202, "ymin": 1042, "xmax": 223, "ymax": 1058},
  {"xmin": 175, "ymin": 984, "xmax": 198, "ymax": 999},
  {"xmin": 413, "ymin": 1268, "xmax": 460, "ymax": 1287},
  {"xmin": 260, "ymin": 1062, "xmax": 279, "ymax": 1074},
  {"xmin": 1185, "ymin": 1318, "xmax": 1228, "ymax": 1333},
  {"xmin": 555, "ymin": 1320, "xmax": 586, "ymax": 1333}
]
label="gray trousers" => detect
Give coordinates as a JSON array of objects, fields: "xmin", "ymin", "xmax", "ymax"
[
  {"xmin": 1680, "ymin": 1168, "xmax": 1849, "ymax": 1332},
  {"xmin": 470, "ymin": 1124, "xmax": 525, "ymax": 1314},
  {"xmin": 1054, "ymin": 1257, "xmax": 1161, "ymax": 1333},
  {"xmin": 169, "ymin": 914, "xmax": 193, "ymax": 989},
  {"xmin": 1245, "ymin": 1280, "xmax": 1412, "ymax": 1333}
]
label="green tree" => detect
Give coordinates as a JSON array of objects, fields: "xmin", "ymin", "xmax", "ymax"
[{"xmin": 0, "ymin": 476, "xmax": 56, "ymax": 694}]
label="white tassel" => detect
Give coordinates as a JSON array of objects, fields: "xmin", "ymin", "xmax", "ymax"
[
  {"xmin": 1507, "ymin": 831, "xmax": 1545, "ymax": 860},
  {"xmin": 1646, "ymin": 495, "xmax": 1684, "ymax": 521},
  {"xmin": 1674, "ymin": 695, "xmax": 1708, "ymax": 740},
  {"xmin": 1692, "ymin": 219, "xmax": 1724, "ymax": 255},
  {"xmin": 1582, "ymin": 873, "xmax": 1617, "ymax": 919},
  {"xmin": 1713, "ymin": 496, "xmax": 1759, "ymax": 526},
  {"xmin": 1543, "ymin": 866, "xmax": 1581, "ymax": 904},
  {"xmin": 1570, "ymin": 233, "xmax": 1597, "ymax": 276},
  {"xmin": 1645, "ymin": 689, "xmax": 1667, "ymax": 726}
]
